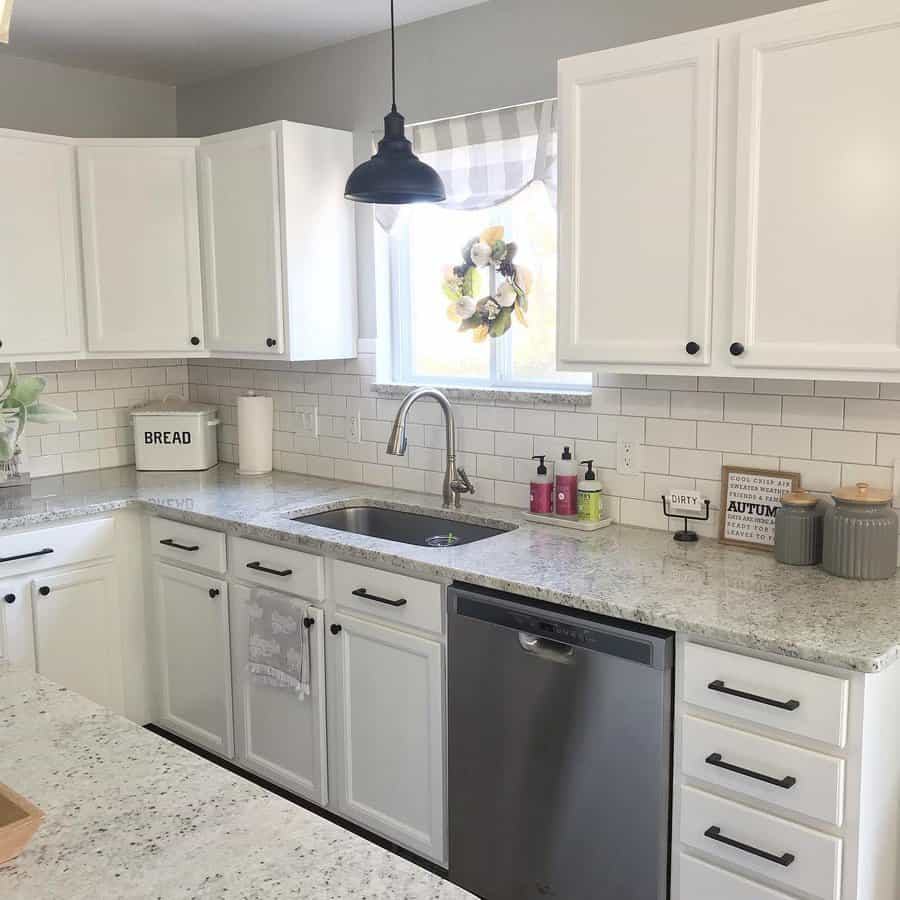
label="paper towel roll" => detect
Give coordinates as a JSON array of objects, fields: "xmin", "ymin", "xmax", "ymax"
[{"xmin": 237, "ymin": 394, "xmax": 274, "ymax": 476}]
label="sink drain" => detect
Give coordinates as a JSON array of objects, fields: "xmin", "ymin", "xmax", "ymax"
[{"xmin": 424, "ymin": 533, "xmax": 460, "ymax": 548}]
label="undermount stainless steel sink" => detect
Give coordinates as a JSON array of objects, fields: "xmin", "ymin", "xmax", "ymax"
[{"xmin": 292, "ymin": 505, "xmax": 511, "ymax": 547}]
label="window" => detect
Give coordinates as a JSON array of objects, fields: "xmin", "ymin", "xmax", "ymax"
[{"xmin": 383, "ymin": 103, "xmax": 590, "ymax": 392}]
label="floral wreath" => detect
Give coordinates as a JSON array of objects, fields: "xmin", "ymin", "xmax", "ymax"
[{"xmin": 442, "ymin": 226, "xmax": 533, "ymax": 342}]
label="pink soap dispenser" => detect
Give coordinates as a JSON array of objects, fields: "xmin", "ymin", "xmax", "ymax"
[
  {"xmin": 530, "ymin": 455, "xmax": 553, "ymax": 514},
  {"xmin": 555, "ymin": 446, "xmax": 579, "ymax": 516}
]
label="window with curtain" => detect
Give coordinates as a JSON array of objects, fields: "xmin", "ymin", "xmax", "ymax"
[{"xmin": 379, "ymin": 100, "xmax": 590, "ymax": 391}]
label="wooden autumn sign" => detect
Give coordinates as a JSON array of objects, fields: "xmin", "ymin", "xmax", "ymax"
[{"xmin": 719, "ymin": 466, "xmax": 800, "ymax": 550}]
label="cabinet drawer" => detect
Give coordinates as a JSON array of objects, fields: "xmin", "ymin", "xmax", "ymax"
[
  {"xmin": 682, "ymin": 643, "xmax": 849, "ymax": 748},
  {"xmin": 150, "ymin": 517, "xmax": 226, "ymax": 574},
  {"xmin": 682, "ymin": 715, "xmax": 845, "ymax": 826},
  {"xmin": 229, "ymin": 536, "xmax": 323, "ymax": 601},
  {"xmin": 679, "ymin": 853, "xmax": 795, "ymax": 900},
  {"xmin": 0, "ymin": 518, "xmax": 115, "ymax": 578},
  {"xmin": 331, "ymin": 560, "xmax": 443, "ymax": 635},
  {"xmin": 680, "ymin": 786, "xmax": 842, "ymax": 900}
]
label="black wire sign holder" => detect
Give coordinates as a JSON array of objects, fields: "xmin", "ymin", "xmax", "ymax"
[{"xmin": 660, "ymin": 495, "xmax": 711, "ymax": 543}]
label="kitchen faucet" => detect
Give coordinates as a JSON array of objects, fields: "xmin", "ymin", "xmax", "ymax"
[{"xmin": 386, "ymin": 388, "xmax": 475, "ymax": 509}]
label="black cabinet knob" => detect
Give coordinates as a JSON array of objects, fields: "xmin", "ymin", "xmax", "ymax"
[
  {"xmin": 730, "ymin": 342, "xmax": 745, "ymax": 357},
  {"xmin": 303, "ymin": 617, "xmax": 315, "ymax": 629},
  {"xmin": 38, "ymin": 586, "xmax": 50, "ymax": 596},
  {"xmin": 266, "ymin": 338, "xmax": 277, "ymax": 348},
  {"xmin": 330, "ymin": 623, "xmax": 342, "ymax": 635},
  {"xmin": 190, "ymin": 336, "xmax": 200, "ymax": 346},
  {"xmin": 209, "ymin": 588, "xmax": 220, "ymax": 598},
  {"xmin": 3, "ymin": 594, "xmax": 15, "ymax": 605},
  {"xmin": 685, "ymin": 341, "xmax": 700, "ymax": 356},
  {"xmin": 0, "ymin": 340, "xmax": 3, "ymax": 349}
]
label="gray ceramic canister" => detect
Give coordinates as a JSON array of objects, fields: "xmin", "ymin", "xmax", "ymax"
[
  {"xmin": 823, "ymin": 482, "xmax": 898, "ymax": 580},
  {"xmin": 775, "ymin": 491, "xmax": 824, "ymax": 566}
]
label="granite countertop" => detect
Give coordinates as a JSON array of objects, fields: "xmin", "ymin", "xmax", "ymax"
[
  {"xmin": 0, "ymin": 667, "xmax": 473, "ymax": 900},
  {"xmin": 1, "ymin": 464, "xmax": 899, "ymax": 673}
]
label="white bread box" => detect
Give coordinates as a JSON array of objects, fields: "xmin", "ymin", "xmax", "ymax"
[{"xmin": 132, "ymin": 397, "xmax": 220, "ymax": 472}]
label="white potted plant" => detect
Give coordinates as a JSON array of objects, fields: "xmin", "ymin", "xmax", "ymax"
[{"xmin": 0, "ymin": 364, "xmax": 76, "ymax": 489}]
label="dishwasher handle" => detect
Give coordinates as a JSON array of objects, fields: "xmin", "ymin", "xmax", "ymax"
[{"xmin": 518, "ymin": 632, "xmax": 575, "ymax": 663}]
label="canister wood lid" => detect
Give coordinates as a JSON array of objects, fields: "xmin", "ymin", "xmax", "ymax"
[
  {"xmin": 781, "ymin": 490, "xmax": 818, "ymax": 507},
  {"xmin": 831, "ymin": 481, "xmax": 893, "ymax": 504}
]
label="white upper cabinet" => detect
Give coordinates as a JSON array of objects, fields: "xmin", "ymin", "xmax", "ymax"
[
  {"xmin": 0, "ymin": 131, "xmax": 84, "ymax": 359},
  {"xmin": 198, "ymin": 121, "xmax": 358, "ymax": 361},
  {"xmin": 558, "ymin": 33, "xmax": 718, "ymax": 367},
  {"xmin": 729, "ymin": 0, "xmax": 900, "ymax": 371},
  {"xmin": 78, "ymin": 142, "xmax": 205, "ymax": 356},
  {"xmin": 558, "ymin": 0, "xmax": 900, "ymax": 381}
]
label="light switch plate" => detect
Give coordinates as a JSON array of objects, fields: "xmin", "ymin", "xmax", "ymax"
[
  {"xmin": 296, "ymin": 404, "xmax": 319, "ymax": 438},
  {"xmin": 347, "ymin": 409, "xmax": 361, "ymax": 443}
]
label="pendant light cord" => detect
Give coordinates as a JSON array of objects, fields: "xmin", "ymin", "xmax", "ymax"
[{"xmin": 390, "ymin": 0, "xmax": 397, "ymax": 113}]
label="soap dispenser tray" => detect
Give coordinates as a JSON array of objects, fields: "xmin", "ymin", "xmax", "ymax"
[{"xmin": 522, "ymin": 511, "xmax": 612, "ymax": 531}]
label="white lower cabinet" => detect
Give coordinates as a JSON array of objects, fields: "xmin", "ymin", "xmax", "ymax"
[
  {"xmin": 327, "ymin": 611, "xmax": 446, "ymax": 864},
  {"xmin": 152, "ymin": 562, "xmax": 233, "ymax": 758},
  {"xmin": 680, "ymin": 853, "xmax": 794, "ymax": 900},
  {"xmin": 0, "ymin": 577, "xmax": 34, "ymax": 669},
  {"xmin": 229, "ymin": 585, "xmax": 327, "ymax": 805},
  {"xmin": 31, "ymin": 563, "xmax": 124, "ymax": 713}
]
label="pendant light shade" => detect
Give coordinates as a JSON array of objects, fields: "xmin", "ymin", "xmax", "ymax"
[{"xmin": 344, "ymin": 0, "xmax": 445, "ymax": 205}]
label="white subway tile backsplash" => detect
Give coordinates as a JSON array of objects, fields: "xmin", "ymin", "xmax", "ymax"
[
  {"xmin": 782, "ymin": 396, "xmax": 844, "ymax": 429},
  {"xmin": 752, "ymin": 425, "xmax": 811, "ymax": 458},
  {"xmin": 514, "ymin": 408, "xmax": 555, "ymax": 436},
  {"xmin": 725, "ymin": 393, "xmax": 782, "ymax": 425},
  {"xmin": 555, "ymin": 411, "xmax": 597, "ymax": 440},
  {"xmin": 815, "ymin": 381, "xmax": 879, "ymax": 399},
  {"xmin": 645, "ymin": 418, "xmax": 696, "ymax": 449},
  {"xmin": 780, "ymin": 458, "xmax": 841, "ymax": 492},
  {"xmin": 697, "ymin": 421, "xmax": 752, "ymax": 453},
  {"xmin": 669, "ymin": 448, "xmax": 722, "ymax": 480},
  {"xmin": 621, "ymin": 389, "xmax": 670, "ymax": 417},
  {"xmin": 754, "ymin": 378, "xmax": 813, "ymax": 397},
  {"xmin": 670, "ymin": 391, "xmax": 723, "ymax": 421},
  {"xmin": 844, "ymin": 399, "xmax": 900, "ymax": 434},
  {"xmin": 812, "ymin": 429, "xmax": 876, "ymax": 464},
  {"xmin": 840, "ymin": 464, "xmax": 893, "ymax": 490}
]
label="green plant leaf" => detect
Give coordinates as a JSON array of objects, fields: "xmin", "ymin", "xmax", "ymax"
[
  {"xmin": 462, "ymin": 266, "xmax": 481, "ymax": 298},
  {"xmin": 442, "ymin": 281, "xmax": 461, "ymax": 302},
  {"xmin": 8, "ymin": 375, "xmax": 46, "ymax": 407},
  {"xmin": 489, "ymin": 307, "xmax": 512, "ymax": 338},
  {"xmin": 28, "ymin": 401, "xmax": 76, "ymax": 424},
  {"xmin": 457, "ymin": 314, "xmax": 483, "ymax": 332},
  {"xmin": 491, "ymin": 240, "xmax": 507, "ymax": 261}
]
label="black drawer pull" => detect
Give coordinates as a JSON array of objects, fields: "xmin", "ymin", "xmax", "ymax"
[
  {"xmin": 3, "ymin": 594, "xmax": 15, "ymax": 604},
  {"xmin": 247, "ymin": 561, "xmax": 293, "ymax": 578},
  {"xmin": 303, "ymin": 617, "xmax": 315, "ymax": 629},
  {"xmin": 209, "ymin": 588, "xmax": 220, "ymax": 599},
  {"xmin": 706, "ymin": 753, "xmax": 797, "ymax": 789},
  {"xmin": 352, "ymin": 587, "xmax": 407, "ymax": 608},
  {"xmin": 330, "ymin": 623, "xmax": 342, "ymax": 635},
  {"xmin": 708, "ymin": 679, "xmax": 800, "ymax": 711},
  {"xmin": 704, "ymin": 826, "xmax": 795, "ymax": 867},
  {"xmin": 0, "ymin": 547, "xmax": 53, "ymax": 565},
  {"xmin": 160, "ymin": 538, "xmax": 200, "ymax": 553}
]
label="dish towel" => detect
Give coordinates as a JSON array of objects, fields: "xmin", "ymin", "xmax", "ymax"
[{"xmin": 247, "ymin": 589, "xmax": 310, "ymax": 700}]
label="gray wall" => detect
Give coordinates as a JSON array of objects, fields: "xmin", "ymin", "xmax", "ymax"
[
  {"xmin": 0, "ymin": 53, "xmax": 176, "ymax": 137},
  {"xmin": 177, "ymin": 0, "xmax": 821, "ymax": 338}
]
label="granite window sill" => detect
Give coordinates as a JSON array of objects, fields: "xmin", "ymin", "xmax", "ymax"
[{"xmin": 371, "ymin": 382, "xmax": 591, "ymax": 406}]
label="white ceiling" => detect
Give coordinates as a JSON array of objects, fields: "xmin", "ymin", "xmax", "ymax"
[{"xmin": 1, "ymin": 0, "xmax": 488, "ymax": 85}]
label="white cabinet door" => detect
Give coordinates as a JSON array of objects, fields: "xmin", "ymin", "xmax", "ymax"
[
  {"xmin": 198, "ymin": 128, "xmax": 285, "ymax": 356},
  {"xmin": 0, "ymin": 577, "xmax": 34, "ymax": 670},
  {"xmin": 558, "ymin": 33, "xmax": 718, "ymax": 366},
  {"xmin": 327, "ymin": 612, "xmax": 445, "ymax": 864},
  {"xmin": 78, "ymin": 143, "xmax": 205, "ymax": 355},
  {"xmin": 152, "ymin": 562, "xmax": 233, "ymax": 758},
  {"xmin": 31, "ymin": 563, "xmax": 124, "ymax": 713},
  {"xmin": 230, "ymin": 585, "xmax": 327, "ymax": 804},
  {"xmin": 730, "ymin": 1, "xmax": 900, "ymax": 371},
  {"xmin": 0, "ymin": 132, "xmax": 83, "ymax": 358}
]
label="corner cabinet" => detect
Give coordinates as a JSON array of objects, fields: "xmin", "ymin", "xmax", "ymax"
[
  {"xmin": 558, "ymin": 0, "xmax": 900, "ymax": 381},
  {"xmin": 557, "ymin": 32, "xmax": 718, "ymax": 367},
  {"xmin": 198, "ymin": 122, "xmax": 358, "ymax": 361},
  {"xmin": 0, "ymin": 131, "xmax": 84, "ymax": 359},
  {"xmin": 77, "ymin": 141, "xmax": 206, "ymax": 356}
]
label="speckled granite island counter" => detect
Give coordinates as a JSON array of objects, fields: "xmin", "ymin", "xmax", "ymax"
[
  {"xmin": 2, "ymin": 464, "xmax": 900, "ymax": 672},
  {"xmin": 0, "ymin": 667, "xmax": 474, "ymax": 900}
]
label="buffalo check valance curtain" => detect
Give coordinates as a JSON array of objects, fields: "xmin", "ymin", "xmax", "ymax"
[{"xmin": 374, "ymin": 98, "xmax": 558, "ymax": 230}]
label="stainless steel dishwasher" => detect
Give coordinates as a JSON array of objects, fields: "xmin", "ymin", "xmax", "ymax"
[{"xmin": 448, "ymin": 583, "xmax": 674, "ymax": 900}]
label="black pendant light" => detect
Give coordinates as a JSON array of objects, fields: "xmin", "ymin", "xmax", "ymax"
[{"xmin": 344, "ymin": 0, "xmax": 446, "ymax": 205}]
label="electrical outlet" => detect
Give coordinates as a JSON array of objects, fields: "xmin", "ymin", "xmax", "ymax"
[
  {"xmin": 296, "ymin": 404, "xmax": 319, "ymax": 438},
  {"xmin": 617, "ymin": 438, "xmax": 643, "ymax": 476},
  {"xmin": 347, "ymin": 409, "xmax": 362, "ymax": 443}
]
